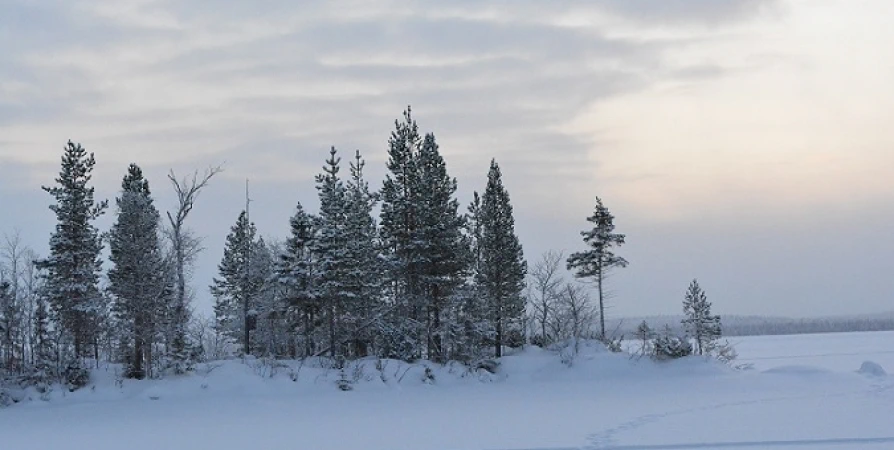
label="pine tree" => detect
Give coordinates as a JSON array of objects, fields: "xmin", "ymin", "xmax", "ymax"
[
  {"xmin": 635, "ymin": 320, "xmax": 654, "ymax": 357},
  {"xmin": 342, "ymin": 150, "xmax": 383, "ymax": 357},
  {"xmin": 379, "ymin": 109, "xmax": 470, "ymax": 361},
  {"xmin": 415, "ymin": 133, "xmax": 469, "ymax": 362},
  {"xmin": 379, "ymin": 107, "xmax": 424, "ymax": 359},
  {"xmin": 108, "ymin": 164, "xmax": 168, "ymax": 378},
  {"xmin": 466, "ymin": 192, "xmax": 483, "ymax": 275},
  {"xmin": 566, "ymin": 197, "xmax": 628, "ymax": 339},
  {"xmin": 312, "ymin": 147, "xmax": 350, "ymax": 358},
  {"xmin": 211, "ymin": 211, "xmax": 264, "ymax": 355},
  {"xmin": 31, "ymin": 294, "xmax": 53, "ymax": 377},
  {"xmin": 478, "ymin": 160, "xmax": 526, "ymax": 358},
  {"xmin": 681, "ymin": 279, "xmax": 721, "ymax": 356},
  {"xmin": 248, "ymin": 238, "xmax": 283, "ymax": 357},
  {"xmin": 447, "ymin": 191, "xmax": 493, "ymax": 361},
  {"xmin": 276, "ymin": 202, "xmax": 318, "ymax": 357},
  {"xmin": 38, "ymin": 141, "xmax": 108, "ymax": 360}
]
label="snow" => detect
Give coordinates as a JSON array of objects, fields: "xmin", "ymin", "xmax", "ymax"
[{"xmin": 2, "ymin": 332, "xmax": 893, "ymax": 450}]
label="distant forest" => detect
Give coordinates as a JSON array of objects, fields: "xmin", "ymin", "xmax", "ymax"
[{"xmin": 612, "ymin": 313, "xmax": 894, "ymax": 338}]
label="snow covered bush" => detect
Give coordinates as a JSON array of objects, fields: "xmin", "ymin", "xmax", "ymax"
[
  {"xmin": 651, "ymin": 335, "xmax": 693, "ymax": 361},
  {"xmin": 62, "ymin": 362, "xmax": 91, "ymax": 392},
  {"xmin": 18, "ymin": 364, "xmax": 54, "ymax": 394},
  {"xmin": 0, "ymin": 387, "xmax": 17, "ymax": 408},
  {"xmin": 711, "ymin": 340, "xmax": 738, "ymax": 365}
]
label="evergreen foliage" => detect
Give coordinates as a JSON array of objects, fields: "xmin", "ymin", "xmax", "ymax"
[
  {"xmin": 211, "ymin": 211, "xmax": 266, "ymax": 355},
  {"xmin": 38, "ymin": 141, "xmax": 108, "ymax": 360},
  {"xmin": 379, "ymin": 108, "xmax": 469, "ymax": 361},
  {"xmin": 681, "ymin": 279, "xmax": 722, "ymax": 356},
  {"xmin": 566, "ymin": 197, "xmax": 627, "ymax": 339},
  {"xmin": 276, "ymin": 202, "xmax": 318, "ymax": 357},
  {"xmin": 477, "ymin": 160, "xmax": 526, "ymax": 357},
  {"xmin": 108, "ymin": 164, "xmax": 169, "ymax": 379}
]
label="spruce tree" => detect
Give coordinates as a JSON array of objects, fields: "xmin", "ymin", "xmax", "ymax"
[
  {"xmin": 211, "ymin": 211, "xmax": 265, "ymax": 355},
  {"xmin": 108, "ymin": 164, "xmax": 168, "ymax": 378},
  {"xmin": 566, "ymin": 197, "xmax": 627, "ymax": 339},
  {"xmin": 38, "ymin": 141, "xmax": 108, "ymax": 360},
  {"xmin": 276, "ymin": 202, "xmax": 318, "ymax": 357},
  {"xmin": 681, "ymin": 279, "xmax": 721, "ymax": 356},
  {"xmin": 478, "ymin": 160, "xmax": 526, "ymax": 357}
]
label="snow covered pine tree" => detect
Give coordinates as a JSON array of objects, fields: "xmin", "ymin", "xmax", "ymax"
[
  {"xmin": 38, "ymin": 141, "xmax": 108, "ymax": 362},
  {"xmin": 108, "ymin": 164, "xmax": 169, "ymax": 379},
  {"xmin": 477, "ymin": 160, "xmax": 526, "ymax": 357},
  {"xmin": 211, "ymin": 211, "xmax": 267, "ymax": 355},
  {"xmin": 681, "ymin": 279, "xmax": 722, "ymax": 356}
]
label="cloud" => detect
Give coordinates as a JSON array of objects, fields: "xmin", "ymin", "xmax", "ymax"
[
  {"xmin": 594, "ymin": 0, "xmax": 778, "ymax": 25},
  {"xmin": 28, "ymin": 0, "xmax": 894, "ymax": 320}
]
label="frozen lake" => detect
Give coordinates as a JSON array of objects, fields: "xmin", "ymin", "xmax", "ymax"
[{"xmin": 1, "ymin": 331, "xmax": 892, "ymax": 450}]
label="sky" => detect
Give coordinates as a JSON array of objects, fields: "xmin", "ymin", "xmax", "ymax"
[{"xmin": 1, "ymin": 0, "xmax": 893, "ymax": 319}]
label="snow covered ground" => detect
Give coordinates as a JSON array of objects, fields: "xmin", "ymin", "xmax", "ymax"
[{"xmin": 2, "ymin": 332, "xmax": 893, "ymax": 450}]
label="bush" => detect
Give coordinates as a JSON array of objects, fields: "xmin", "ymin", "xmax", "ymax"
[
  {"xmin": 711, "ymin": 340, "xmax": 738, "ymax": 365},
  {"xmin": 651, "ymin": 335, "xmax": 693, "ymax": 361},
  {"xmin": 336, "ymin": 369, "xmax": 353, "ymax": 391},
  {"xmin": 62, "ymin": 362, "xmax": 91, "ymax": 392},
  {"xmin": 600, "ymin": 335, "xmax": 625, "ymax": 353},
  {"xmin": 422, "ymin": 366, "xmax": 436, "ymax": 385},
  {"xmin": 474, "ymin": 359, "xmax": 500, "ymax": 374},
  {"xmin": 0, "ymin": 388, "xmax": 16, "ymax": 408},
  {"xmin": 19, "ymin": 364, "xmax": 54, "ymax": 394}
]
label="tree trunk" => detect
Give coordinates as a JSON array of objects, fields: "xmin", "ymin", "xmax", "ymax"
[
  {"xmin": 598, "ymin": 273, "xmax": 605, "ymax": 340},
  {"xmin": 495, "ymin": 315, "xmax": 503, "ymax": 358},
  {"xmin": 328, "ymin": 304, "xmax": 337, "ymax": 358}
]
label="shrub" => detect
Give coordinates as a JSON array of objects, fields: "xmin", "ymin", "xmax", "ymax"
[
  {"xmin": 62, "ymin": 362, "xmax": 90, "ymax": 392},
  {"xmin": 651, "ymin": 335, "xmax": 693, "ymax": 361}
]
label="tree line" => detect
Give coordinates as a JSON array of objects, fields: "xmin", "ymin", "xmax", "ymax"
[{"xmin": 0, "ymin": 106, "xmax": 726, "ymax": 388}]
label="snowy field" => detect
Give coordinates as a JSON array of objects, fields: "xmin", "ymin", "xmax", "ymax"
[{"xmin": 2, "ymin": 332, "xmax": 893, "ymax": 450}]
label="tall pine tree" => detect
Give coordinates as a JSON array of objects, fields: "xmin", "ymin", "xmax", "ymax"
[
  {"xmin": 566, "ymin": 197, "xmax": 627, "ymax": 339},
  {"xmin": 380, "ymin": 108, "xmax": 469, "ymax": 361},
  {"xmin": 38, "ymin": 141, "xmax": 107, "ymax": 360},
  {"xmin": 312, "ymin": 147, "xmax": 350, "ymax": 358},
  {"xmin": 108, "ymin": 164, "xmax": 168, "ymax": 379},
  {"xmin": 379, "ymin": 107, "xmax": 424, "ymax": 359},
  {"xmin": 478, "ymin": 160, "xmax": 526, "ymax": 357},
  {"xmin": 341, "ymin": 150, "xmax": 383, "ymax": 357},
  {"xmin": 415, "ymin": 133, "xmax": 469, "ymax": 362}
]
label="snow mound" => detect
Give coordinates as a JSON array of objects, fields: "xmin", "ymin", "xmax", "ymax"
[{"xmin": 858, "ymin": 361, "xmax": 887, "ymax": 377}]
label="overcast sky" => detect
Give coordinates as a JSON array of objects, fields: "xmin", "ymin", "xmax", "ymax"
[{"xmin": 2, "ymin": 0, "xmax": 893, "ymax": 319}]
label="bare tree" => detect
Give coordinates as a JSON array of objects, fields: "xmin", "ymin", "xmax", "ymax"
[
  {"xmin": 557, "ymin": 283, "xmax": 595, "ymax": 354},
  {"xmin": 1, "ymin": 231, "xmax": 25, "ymax": 373},
  {"xmin": 528, "ymin": 250, "xmax": 564, "ymax": 347},
  {"xmin": 165, "ymin": 166, "xmax": 222, "ymax": 364}
]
